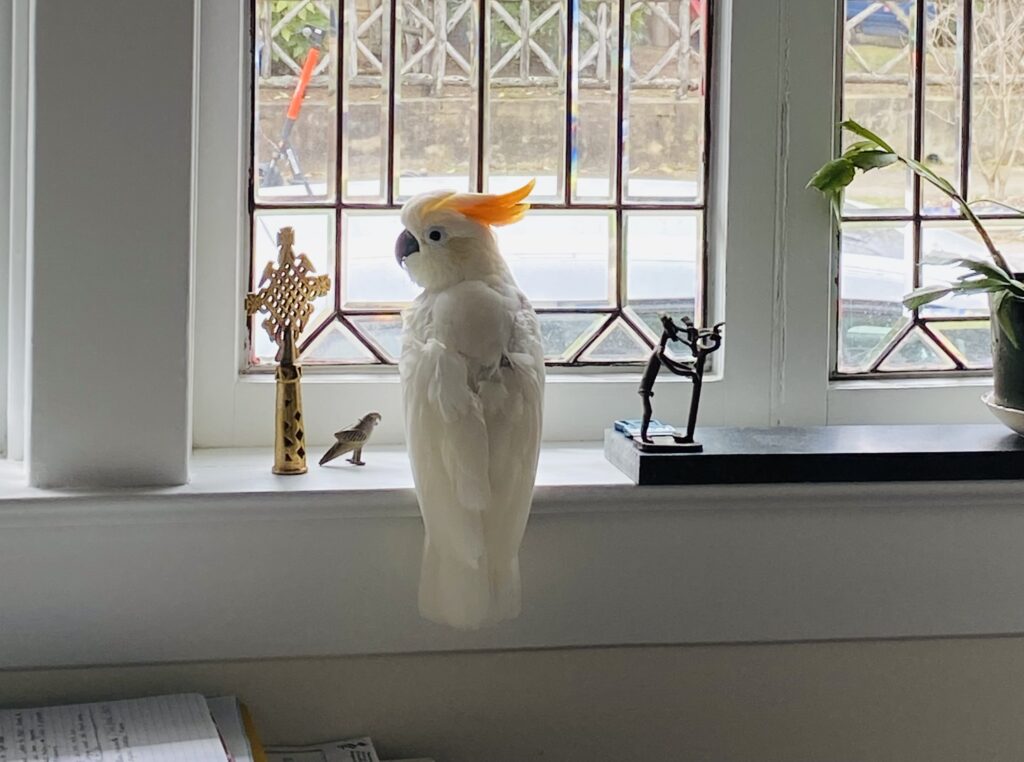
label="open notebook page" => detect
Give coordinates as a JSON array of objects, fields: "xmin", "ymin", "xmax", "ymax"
[{"xmin": 0, "ymin": 693, "xmax": 228, "ymax": 762}]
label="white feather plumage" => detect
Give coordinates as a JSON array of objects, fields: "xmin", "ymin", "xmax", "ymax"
[{"xmin": 398, "ymin": 185, "xmax": 545, "ymax": 629}]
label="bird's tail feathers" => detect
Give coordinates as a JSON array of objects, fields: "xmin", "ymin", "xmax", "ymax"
[
  {"xmin": 318, "ymin": 441, "xmax": 343, "ymax": 466},
  {"xmin": 418, "ymin": 541, "xmax": 521, "ymax": 630}
]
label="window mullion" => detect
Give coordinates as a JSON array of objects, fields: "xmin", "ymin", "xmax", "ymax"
[
  {"xmin": 688, "ymin": 0, "xmax": 782, "ymax": 428},
  {"xmin": 960, "ymin": 0, "xmax": 973, "ymax": 205},
  {"xmin": 475, "ymin": 0, "xmax": 486, "ymax": 193},
  {"xmin": 386, "ymin": 0, "xmax": 399, "ymax": 204},
  {"xmin": 765, "ymin": 0, "xmax": 838, "ymax": 425}
]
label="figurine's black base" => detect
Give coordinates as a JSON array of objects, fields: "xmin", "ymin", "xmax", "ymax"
[
  {"xmin": 632, "ymin": 435, "xmax": 703, "ymax": 453},
  {"xmin": 604, "ymin": 425, "xmax": 1024, "ymax": 486}
]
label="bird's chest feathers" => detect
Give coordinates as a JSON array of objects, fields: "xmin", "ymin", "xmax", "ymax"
[{"xmin": 411, "ymin": 280, "xmax": 516, "ymax": 366}]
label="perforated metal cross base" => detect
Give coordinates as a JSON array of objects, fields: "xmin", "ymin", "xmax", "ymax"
[{"xmin": 272, "ymin": 464, "xmax": 308, "ymax": 476}]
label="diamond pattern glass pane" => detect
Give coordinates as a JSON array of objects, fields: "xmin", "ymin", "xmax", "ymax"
[
  {"xmin": 580, "ymin": 318, "xmax": 649, "ymax": 361},
  {"xmin": 303, "ymin": 320, "xmax": 376, "ymax": 363},
  {"xmin": 877, "ymin": 327, "xmax": 957, "ymax": 371},
  {"xmin": 349, "ymin": 314, "xmax": 405, "ymax": 360},
  {"xmin": 929, "ymin": 320, "xmax": 992, "ymax": 368},
  {"xmin": 538, "ymin": 313, "xmax": 607, "ymax": 360}
]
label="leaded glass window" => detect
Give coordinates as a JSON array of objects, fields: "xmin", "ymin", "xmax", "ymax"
[
  {"xmin": 839, "ymin": 0, "xmax": 1024, "ymax": 375},
  {"xmin": 249, "ymin": 0, "xmax": 712, "ymax": 367}
]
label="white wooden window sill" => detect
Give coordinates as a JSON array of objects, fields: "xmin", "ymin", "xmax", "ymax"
[
  {"xmin": 1, "ymin": 444, "xmax": 1024, "ymax": 671},
  {"xmin": 2, "ymin": 442, "xmax": 1020, "ymax": 522}
]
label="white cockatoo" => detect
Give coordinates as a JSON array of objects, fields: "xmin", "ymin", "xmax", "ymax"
[{"xmin": 396, "ymin": 180, "xmax": 545, "ymax": 630}]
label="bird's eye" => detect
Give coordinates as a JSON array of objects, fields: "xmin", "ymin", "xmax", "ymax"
[{"xmin": 427, "ymin": 227, "xmax": 445, "ymax": 243}]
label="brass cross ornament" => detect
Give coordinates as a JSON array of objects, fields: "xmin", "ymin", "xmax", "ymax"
[
  {"xmin": 245, "ymin": 226, "xmax": 331, "ymax": 361},
  {"xmin": 245, "ymin": 226, "xmax": 331, "ymax": 475}
]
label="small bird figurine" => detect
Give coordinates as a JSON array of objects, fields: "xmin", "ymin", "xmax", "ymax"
[{"xmin": 319, "ymin": 412, "xmax": 382, "ymax": 466}]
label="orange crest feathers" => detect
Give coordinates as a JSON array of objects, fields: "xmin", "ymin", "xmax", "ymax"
[{"xmin": 434, "ymin": 179, "xmax": 535, "ymax": 227}]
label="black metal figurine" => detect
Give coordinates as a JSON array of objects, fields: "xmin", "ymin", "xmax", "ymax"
[{"xmin": 637, "ymin": 315, "xmax": 724, "ymax": 452}]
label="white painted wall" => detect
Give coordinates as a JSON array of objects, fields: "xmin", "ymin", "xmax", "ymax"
[
  {"xmin": 4, "ymin": 638, "xmax": 1024, "ymax": 762},
  {"xmin": 26, "ymin": 0, "xmax": 195, "ymax": 487}
]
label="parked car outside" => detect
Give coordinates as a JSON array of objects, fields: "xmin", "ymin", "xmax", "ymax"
[{"xmin": 846, "ymin": 1, "xmax": 939, "ymax": 46}]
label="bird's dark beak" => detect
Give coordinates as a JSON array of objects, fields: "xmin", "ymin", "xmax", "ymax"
[{"xmin": 395, "ymin": 229, "xmax": 419, "ymax": 266}]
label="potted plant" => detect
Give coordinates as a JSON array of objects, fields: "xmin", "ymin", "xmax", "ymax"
[{"xmin": 809, "ymin": 119, "xmax": 1024, "ymax": 414}]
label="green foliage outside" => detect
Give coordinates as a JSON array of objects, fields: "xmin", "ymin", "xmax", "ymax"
[{"xmin": 265, "ymin": 1, "xmax": 330, "ymax": 73}]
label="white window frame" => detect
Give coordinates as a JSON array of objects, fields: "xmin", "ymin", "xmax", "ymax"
[
  {"xmin": 192, "ymin": 0, "xmax": 995, "ymax": 448},
  {"xmin": 2, "ymin": 0, "xmax": 31, "ymax": 462},
  {"xmin": 0, "ymin": 2, "xmax": 11, "ymax": 458}
]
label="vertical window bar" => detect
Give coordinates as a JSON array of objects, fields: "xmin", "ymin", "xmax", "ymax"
[
  {"xmin": 563, "ymin": 0, "xmax": 577, "ymax": 206},
  {"xmin": 476, "ymin": 0, "xmax": 487, "ymax": 192},
  {"xmin": 335, "ymin": 0, "xmax": 345, "ymax": 314},
  {"xmin": 247, "ymin": 0, "xmax": 261, "ymax": 360},
  {"xmin": 698, "ymin": 0, "xmax": 714, "ymax": 326},
  {"xmin": 613, "ymin": 0, "xmax": 628, "ymax": 310},
  {"xmin": 386, "ymin": 0, "xmax": 399, "ymax": 205},
  {"xmin": 912, "ymin": 0, "xmax": 925, "ymax": 294},
  {"xmin": 614, "ymin": 0, "xmax": 628, "ymax": 210},
  {"xmin": 960, "ymin": 0, "xmax": 973, "ymax": 202}
]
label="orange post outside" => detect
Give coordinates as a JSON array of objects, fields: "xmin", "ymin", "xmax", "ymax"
[{"xmin": 287, "ymin": 47, "xmax": 320, "ymax": 121}]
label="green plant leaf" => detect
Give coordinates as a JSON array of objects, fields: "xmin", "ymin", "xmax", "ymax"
[
  {"xmin": 968, "ymin": 199, "xmax": 1024, "ymax": 217},
  {"xmin": 903, "ymin": 285, "xmax": 953, "ymax": 310},
  {"xmin": 828, "ymin": 191, "xmax": 843, "ymax": 223},
  {"xmin": 950, "ymin": 277, "xmax": 1011, "ymax": 294},
  {"xmin": 906, "ymin": 276, "xmax": 1024, "ymax": 310},
  {"xmin": 807, "ymin": 158, "xmax": 856, "ymax": 193},
  {"xmin": 903, "ymin": 157, "xmax": 957, "ymax": 197},
  {"xmin": 839, "ymin": 120, "xmax": 895, "ymax": 153},
  {"xmin": 842, "ymin": 140, "xmax": 878, "ymax": 157},
  {"xmin": 951, "ymin": 257, "xmax": 1019, "ymax": 286},
  {"xmin": 849, "ymin": 150, "xmax": 898, "ymax": 171},
  {"xmin": 993, "ymin": 290, "xmax": 1021, "ymax": 349}
]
